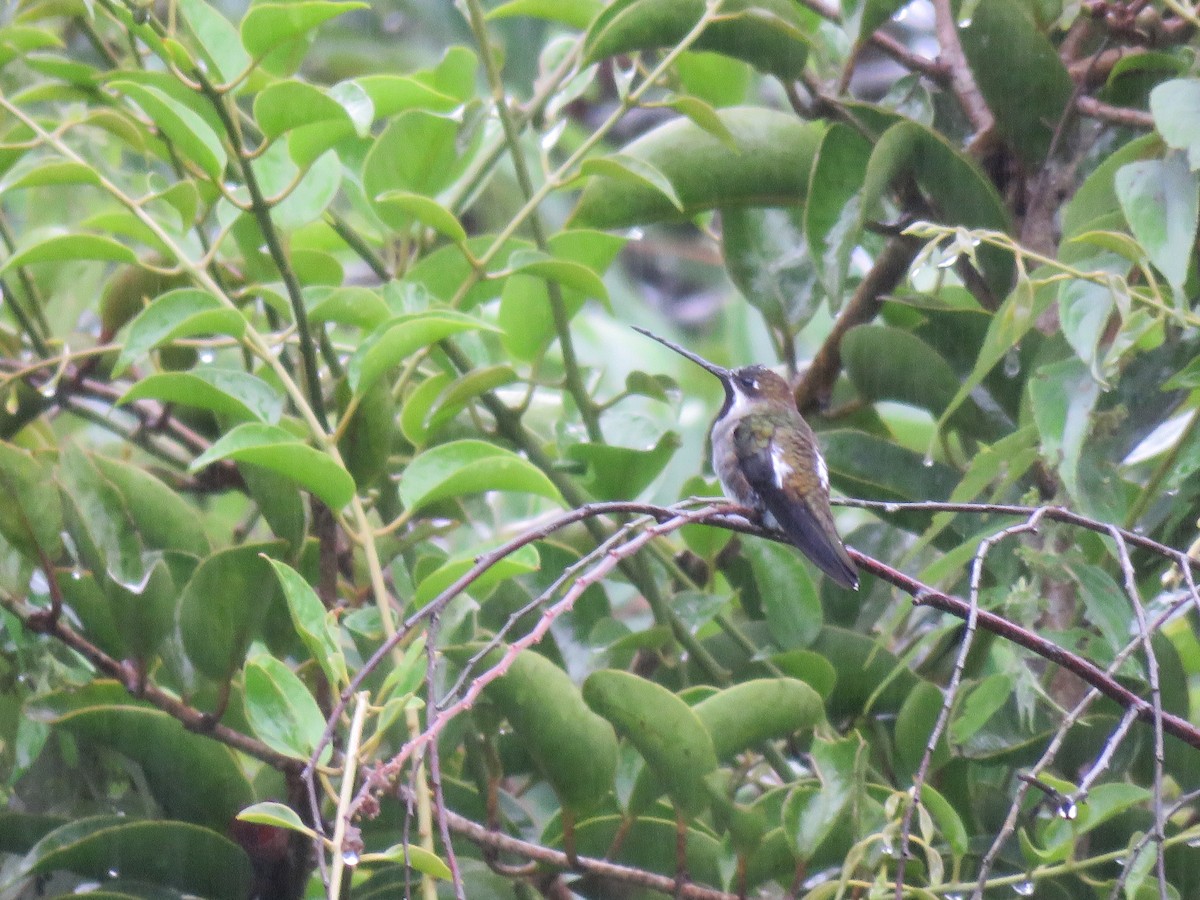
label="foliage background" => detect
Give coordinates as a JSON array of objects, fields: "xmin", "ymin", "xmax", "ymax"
[{"xmin": 1, "ymin": 0, "xmax": 1200, "ymax": 898}]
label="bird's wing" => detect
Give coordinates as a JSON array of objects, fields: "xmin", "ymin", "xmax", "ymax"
[{"xmin": 735, "ymin": 421, "xmax": 859, "ymax": 589}]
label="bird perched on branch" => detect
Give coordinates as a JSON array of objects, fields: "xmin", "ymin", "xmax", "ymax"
[{"xmin": 634, "ymin": 326, "xmax": 858, "ymax": 590}]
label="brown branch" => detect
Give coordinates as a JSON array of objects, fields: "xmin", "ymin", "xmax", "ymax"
[
  {"xmin": 869, "ymin": 31, "xmax": 950, "ymax": 83},
  {"xmin": 400, "ymin": 785, "xmax": 738, "ymax": 900},
  {"xmin": 930, "ymin": 0, "xmax": 995, "ymax": 140},
  {"xmin": 19, "ymin": 606, "xmax": 302, "ymax": 773},
  {"xmin": 794, "ymin": 233, "xmax": 923, "ymax": 411},
  {"xmin": 1075, "ymin": 95, "xmax": 1155, "ymax": 129}
]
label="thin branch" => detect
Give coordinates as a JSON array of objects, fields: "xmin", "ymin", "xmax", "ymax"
[
  {"xmin": 1076, "ymin": 95, "xmax": 1155, "ymax": 129},
  {"xmin": 930, "ymin": 0, "xmax": 995, "ymax": 139}
]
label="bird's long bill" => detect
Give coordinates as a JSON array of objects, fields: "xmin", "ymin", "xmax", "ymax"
[{"xmin": 631, "ymin": 326, "xmax": 730, "ymax": 380}]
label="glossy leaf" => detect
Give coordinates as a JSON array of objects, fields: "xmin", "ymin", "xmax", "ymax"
[
  {"xmin": 113, "ymin": 289, "xmax": 244, "ymax": 377},
  {"xmin": 583, "ymin": 0, "xmax": 812, "ymax": 80},
  {"xmin": 347, "ymin": 310, "xmax": 502, "ymax": 395},
  {"xmin": 693, "ymin": 678, "xmax": 824, "ymax": 760},
  {"xmin": 178, "ymin": 541, "xmax": 284, "ymax": 681},
  {"xmin": 782, "ymin": 734, "xmax": 863, "ymax": 858},
  {"xmin": 12, "ymin": 815, "xmax": 251, "ymax": 897},
  {"xmin": 0, "ymin": 441, "xmax": 62, "ymax": 560},
  {"xmin": 236, "ymin": 801, "xmax": 315, "ymax": 837},
  {"xmin": 398, "ymin": 440, "xmax": 563, "ymax": 512},
  {"xmin": 29, "ymin": 683, "xmax": 254, "ymax": 830},
  {"xmin": 177, "ymin": 0, "xmax": 249, "ymax": 84},
  {"xmin": 119, "ymin": 368, "xmax": 284, "ymax": 424},
  {"xmin": 498, "ymin": 229, "xmax": 624, "ymax": 360},
  {"xmin": 572, "ymin": 108, "xmax": 824, "ymax": 227},
  {"xmin": 1, "ymin": 233, "xmax": 137, "ymax": 272},
  {"xmin": 243, "ymin": 652, "xmax": 329, "ymax": 761},
  {"xmin": 473, "ymin": 647, "xmax": 618, "ymax": 812},
  {"xmin": 583, "ymin": 669, "xmax": 718, "ymax": 815},
  {"xmin": 109, "ymin": 81, "xmax": 227, "ymax": 180},
  {"xmin": 189, "ymin": 423, "xmax": 356, "ymax": 510},
  {"xmin": 564, "ymin": 431, "xmax": 680, "ymax": 501},
  {"xmin": 1029, "ymin": 357, "xmax": 1100, "ymax": 504},
  {"xmin": 254, "ymin": 80, "xmax": 350, "ymax": 140},
  {"xmin": 741, "ymin": 540, "xmax": 822, "ymax": 646},
  {"xmin": 240, "ymin": 1, "xmax": 368, "ymax": 58},
  {"xmin": 862, "ymin": 119, "xmax": 1012, "ymax": 296},
  {"xmin": 267, "ymin": 558, "xmax": 348, "ymax": 688},
  {"xmin": 805, "ymin": 123, "xmax": 872, "ymax": 303},
  {"xmin": 414, "ymin": 543, "xmax": 539, "ymax": 606},
  {"xmin": 1150, "ymin": 78, "xmax": 1200, "ymax": 169},
  {"xmin": 375, "ymin": 190, "xmax": 467, "ymax": 244},
  {"xmin": 723, "ymin": 206, "xmax": 819, "ymax": 334},
  {"xmin": 1115, "ymin": 151, "xmax": 1198, "ymax": 291},
  {"xmin": 960, "ymin": 0, "xmax": 1072, "ymax": 165}
]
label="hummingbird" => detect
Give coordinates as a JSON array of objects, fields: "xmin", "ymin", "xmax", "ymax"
[{"xmin": 634, "ymin": 326, "xmax": 858, "ymax": 590}]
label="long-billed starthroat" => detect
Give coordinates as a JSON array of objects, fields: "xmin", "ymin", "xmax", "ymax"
[{"xmin": 634, "ymin": 326, "xmax": 858, "ymax": 590}]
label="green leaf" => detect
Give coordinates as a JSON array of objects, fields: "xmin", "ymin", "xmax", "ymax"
[
  {"xmin": 583, "ymin": 0, "xmax": 812, "ymax": 81},
  {"xmin": 843, "ymin": 324, "xmax": 995, "ymax": 438},
  {"xmin": 572, "ymin": 108, "xmax": 824, "ymax": 227},
  {"xmin": 178, "ymin": 541, "xmax": 284, "ymax": 681},
  {"xmin": 254, "ymin": 80, "xmax": 351, "ymax": 140},
  {"xmin": 564, "ymin": 431, "xmax": 680, "ymax": 501},
  {"xmin": 935, "ymin": 278, "xmax": 1055, "ymax": 434},
  {"xmin": 12, "ymin": 815, "xmax": 251, "ymax": 897},
  {"xmin": 30, "ymin": 684, "xmax": 254, "ymax": 830},
  {"xmin": 579, "ymin": 154, "xmax": 685, "ymax": 212},
  {"xmin": 949, "ymin": 673, "xmax": 1013, "ymax": 744},
  {"xmin": 469, "ymin": 647, "xmax": 617, "ymax": 812},
  {"xmin": 236, "ymin": 801, "xmax": 315, "ymax": 838},
  {"xmin": 666, "ymin": 96, "xmax": 738, "ymax": 146},
  {"xmin": 1030, "ymin": 357, "xmax": 1100, "ymax": 503},
  {"xmin": 1058, "ymin": 252, "xmax": 1129, "ymax": 384},
  {"xmin": 1062, "ymin": 134, "xmax": 1161, "ymax": 239},
  {"xmin": 862, "ymin": 119, "xmax": 1013, "ymax": 296},
  {"xmin": 1150, "ymin": 78, "xmax": 1200, "ymax": 169},
  {"xmin": 0, "ymin": 442, "xmax": 62, "ymax": 560},
  {"xmin": 0, "ymin": 160, "xmax": 101, "ymax": 192},
  {"xmin": 723, "ymin": 206, "xmax": 819, "ymax": 334},
  {"xmin": 240, "ymin": 1, "xmax": 368, "ymax": 58},
  {"xmin": 367, "ymin": 844, "xmax": 453, "ymax": 879},
  {"xmin": 741, "ymin": 541, "xmax": 822, "ymax": 647},
  {"xmin": 113, "ymin": 288, "xmax": 245, "ymax": 377},
  {"xmin": 806, "ymin": 123, "xmax": 872, "ymax": 303},
  {"xmin": 1, "ymin": 232, "xmax": 137, "ymax": 272},
  {"xmin": 375, "ymin": 191, "xmax": 467, "ymax": 244},
  {"xmin": 266, "ymin": 558, "xmax": 348, "ymax": 688},
  {"xmin": 582, "ymin": 669, "xmax": 718, "ymax": 815},
  {"xmin": 119, "ymin": 369, "xmax": 284, "ymax": 424},
  {"xmin": 487, "ymin": 0, "xmax": 603, "ymax": 28},
  {"xmin": 499, "ymin": 229, "xmax": 625, "ymax": 360},
  {"xmin": 693, "ymin": 678, "xmax": 824, "ymax": 761},
  {"xmin": 782, "ymin": 734, "xmax": 864, "ymax": 858},
  {"xmin": 92, "ymin": 454, "xmax": 210, "ymax": 557},
  {"xmin": 895, "ymin": 681, "xmax": 950, "ymax": 779},
  {"xmin": 243, "ymin": 652, "xmax": 329, "ymax": 762},
  {"xmin": 506, "ymin": 248, "xmax": 609, "ymax": 302},
  {"xmin": 1115, "ymin": 151, "xmax": 1199, "ymax": 291},
  {"xmin": 59, "ymin": 446, "xmax": 144, "ymax": 587},
  {"xmin": 418, "ymin": 365, "xmax": 519, "ymax": 444},
  {"xmin": 363, "ymin": 112, "xmax": 467, "ymax": 216},
  {"xmin": 109, "ymin": 81, "xmax": 227, "ymax": 180},
  {"xmin": 189, "ymin": 423, "xmax": 356, "ymax": 510},
  {"xmin": 347, "ymin": 310, "xmax": 501, "ymax": 395},
  {"xmin": 178, "ymin": 0, "xmax": 250, "ymax": 84},
  {"xmin": 960, "ymin": 0, "xmax": 1072, "ymax": 165},
  {"xmin": 398, "ymin": 440, "xmax": 563, "ymax": 512},
  {"xmin": 414, "ymin": 543, "xmax": 539, "ymax": 606},
  {"xmin": 307, "ymin": 286, "xmax": 391, "ymax": 329}
]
